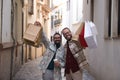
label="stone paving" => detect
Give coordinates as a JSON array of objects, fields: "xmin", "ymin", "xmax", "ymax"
[{"xmin": 13, "ymin": 57, "xmax": 66, "ymax": 80}]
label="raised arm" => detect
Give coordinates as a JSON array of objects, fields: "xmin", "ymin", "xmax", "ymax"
[{"xmin": 41, "ymin": 30, "xmax": 50, "ymax": 48}]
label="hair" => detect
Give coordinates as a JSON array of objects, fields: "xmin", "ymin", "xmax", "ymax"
[
  {"xmin": 53, "ymin": 32, "xmax": 62, "ymax": 39},
  {"xmin": 61, "ymin": 27, "xmax": 71, "ymax": 34}
]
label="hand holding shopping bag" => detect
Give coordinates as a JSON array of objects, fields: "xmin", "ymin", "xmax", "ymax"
[
  {"xmin": 79, "ymin": 22, "xmax": 88, "ymax": 48},
  {"xmin": 84, "ymin": 21, "xmax": 98, "ymax": 49}
]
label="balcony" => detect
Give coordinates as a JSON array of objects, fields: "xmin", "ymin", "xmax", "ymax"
[
  {"xmin": 37, "ymin": 0, "xmax": 51, "ymax": 13},
  {"xmin": 54, "ymin": 19, "xmax": 62, "ymax": 26}
]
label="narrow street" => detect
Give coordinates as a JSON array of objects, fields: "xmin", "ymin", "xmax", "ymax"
[
  {"xmin": 13, "ymin": 57, "xmax": 42, "ymax": 80},
  {"xmin": 1, "ymin": 0, "xmax": 120, "ymax": 80},
  {"xmin": 13, "ymin": 57, "xmax": 65, "ymax": 80}
]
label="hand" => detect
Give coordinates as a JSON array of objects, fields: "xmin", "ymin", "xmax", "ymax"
[{"xmin": 54, "ymin": 60, "xmax": 60, "ymax": 67}]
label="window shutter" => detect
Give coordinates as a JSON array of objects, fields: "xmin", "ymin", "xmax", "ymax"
[{"xmin": 28, "ymin": 0, "xmax": 34, "ymax": 15}]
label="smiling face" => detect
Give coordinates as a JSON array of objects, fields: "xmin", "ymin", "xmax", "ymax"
[
  {"xmin": 53, "ymin": 33, "xmax": 61, "ymax": 44},
  {"xmin": 62, "ymin": 28, "xmax": 72, "ymax": 41}
]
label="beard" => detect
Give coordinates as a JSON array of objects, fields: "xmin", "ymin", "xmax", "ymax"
[
  {"xmin": 55, "ymin": 43, "xmax": 61, "ymax": 49},
  {"xmin": 66, "ymin": 35, "xmax": 72, "ymax": 41}
]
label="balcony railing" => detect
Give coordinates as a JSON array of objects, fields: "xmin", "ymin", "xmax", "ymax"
[{"xmin": 54, "ymin": 19, "xmax": 62, "ymax": 26}]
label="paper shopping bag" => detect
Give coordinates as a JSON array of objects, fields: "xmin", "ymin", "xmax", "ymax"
[
  {"xmin": 23, "ymin": 24, "xmax": 42, "ymax": 47},
  {"xmin": 84, "ymin": 22, "xmax": 97, "ymax": 49},
  {"xmin": 79, "ymin": 24, "xmax": 88, "ymax": 47},
  {"xmin": 72, "ymin": 22, "xmax": 85, "ymax": 41},
  {"xmin": 75, "ymin": 22, "xmax": 85, "ymax": 35}
]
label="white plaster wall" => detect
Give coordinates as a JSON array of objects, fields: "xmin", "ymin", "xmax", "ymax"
[
  {"xmin": 69, "ymin": 0, "xmax": 75, "ymax": 29},
  {"xmin": 61, "ymin": 3, "xmax": 69, "ymax": 44},
  {"xmin": 2, "ymin": 0, "xmax": 11, "ymax": 42},
  {"xmin": 61, "ymin": 3, "xmax": 69, "ymax": 29},
  {"xmin": 83, "ymin": 0, "xmax": 91, "ymax": 21},
  {"xmin": 83, "ymin": 0, "xmax": 120, "ymax": 80}
]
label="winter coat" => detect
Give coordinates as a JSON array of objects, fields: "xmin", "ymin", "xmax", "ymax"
[
  {"xmin": 64, "ymin": 40, "xmax": 88, "ymax": 72},
  {"xmin": 39, "ymin": 31, "xmax": 65, "ymax": 80}
]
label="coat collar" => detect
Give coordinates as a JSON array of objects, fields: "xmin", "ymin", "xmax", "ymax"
[{"xmin": 49, "ymin": 42, "xmax": 63, "ymax": 52}]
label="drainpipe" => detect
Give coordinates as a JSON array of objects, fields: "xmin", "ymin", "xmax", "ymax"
[
  {"xmin": 10, "ymin": 0, "xmax": 15, "ymax": 80},
  {"xmin": 21, "ymin": 0, "xmax": 24, "ymax": 65},
  {"xmin": 25, "ymin": 0, "xmax": 28, "ymax": 62},
  {"xmin": 1, "ymin": 0, "xmax": 3, "ymax": 42}
]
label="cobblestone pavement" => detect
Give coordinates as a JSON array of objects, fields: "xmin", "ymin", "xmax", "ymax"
[{"xmin": 13, "ymin": 57, "xmax": 66, "ymax": 80}]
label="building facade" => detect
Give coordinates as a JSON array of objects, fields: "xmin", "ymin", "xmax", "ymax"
[
  {"xmin": 0, "ymin": 0, "xmax": 51, "ymax": 80},
  {"xmin": 83, "ymin": 0, "xmax": 120, "ymax": 80},
  {"xmin": 0, "ymin": 0, "xmax": 23, "ymax": 80}
]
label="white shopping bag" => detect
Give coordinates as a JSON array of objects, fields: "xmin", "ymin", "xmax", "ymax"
[
  {"xmin": 84, "ymin": 21, "xmax": 97, "ymax": 49},
  {"xmin": 89, "ymin": 21, "xmax": 98, "ymax": 35}
]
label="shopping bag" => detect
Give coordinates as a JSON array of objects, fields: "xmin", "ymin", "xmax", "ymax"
[
  {"xmin": 72, "ymin": 22, "xmax": 85, "ymax": 41},
  {"xmin": 79, "ymin": 24, "xmax": 88, "ymax": 47},
  {"xmin": 89, "ymin": 21, "xmax": 98, "ymax": 35},
  {"xmin": 84, "ymin": 22, "xmax": 97, "ymax": 49},
  {"xmin": 75, "ymin": 22, "xmax": 85, "ymax": 35},
  {"xmin": 23, "ymin": 24, "xmax": 42, "ymax": 47}
]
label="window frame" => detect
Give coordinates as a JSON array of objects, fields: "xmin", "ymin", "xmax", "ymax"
[
  {"xmin": 108, "ymin": 0, "xmax": 112, "ymax": 37},
  {"xmin": 104, "ymin": 0, "xmax": 120, "ymax": 39},
  {"xmin": 118, "ymin": 0, "xmax": 120, "ymax": 36},
  {"xmin": 28, "ymin": 0, "xmax": 34, "ymax": 15}
]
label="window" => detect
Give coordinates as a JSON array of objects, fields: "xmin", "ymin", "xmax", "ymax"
[
  {"xmin": 2, "ymin": 0, "xmax": 11, "ymax": 42},
  {"xmin": 28, "ymin": 0, "xmax": 34, "ymax": 15},
  {"xmin": 108, "ymin": 0, "xmax": 112, "ymax": 37},
  {"xmin": 118, "ymin": 0, "xmax": 120, "ymax": 36},
  {"xmin": 91, "ymin": 0, "xmax": 94, "ymax": 21},
  {"xmin": 105, "ymin": 0, "xmax": 120, "ymax": 39},
  {"xmin": 51, "ymin": 15, "xmax": 53, "ymax": 29},
  {"xmin": 53, "ymin": 10, "xmax": 62, "ymax": 27},
  {"xmin": 15, "ymin": 3, "xmax": 18, "ymax": 40},
  {"xmin": 66, "ymin": 0, "xmax": 70, "ymax": 11},
  {"xmin": 37, "ymin": 9, "xmax": 40, "ymax": 18}
]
